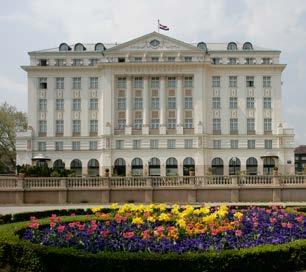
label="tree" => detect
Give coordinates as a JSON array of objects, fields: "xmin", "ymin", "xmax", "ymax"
[{"xmin": 0, "ymin": 103, "xmax": 27, "ymax": 174}]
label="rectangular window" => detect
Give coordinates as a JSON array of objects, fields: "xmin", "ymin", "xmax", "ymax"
[
  {"xmin": 55, "ymin": 120, "xmax": 64, "ymax": 134},
  {"xmin": 72, "ymin": 141, "xmax": 80, "ymax": 151},
  {"xmin": 246, "ymin": 76, "xmax": 255, "ymax": 87},
  {"xmin": 89, "ymin": 59, "xmax": 98, "ymax": 66},
  {"xmin": 151, "ymin": 119, "xmax": 160, "ymax": 129},
  {"xmin": 150, "ymin": 77, "xmax": 160, "ymax": 88},
  {"xmin": 133, "ymin": 140, "xmax": 141, "ymax": 149},
  {"xmin": 150, "ymin": 139, "xmax": 159, "ymax": 149},
  {"xmin": 38, "ymin": 142, "xmax": 46, "ymax": 151},
  {"xmin": 246, "ymin": 97, "xmax": 255, "ymax": 109},
  {"xmin": 184, "ymin": 139, "xmax": 193, "ymax": 149},
  {"xmin": 117, "ymin": 77, "xmax": 126, "ymax": 88},
  {"xmin": 117, "ymin": 119, "xmax": 126, "ymax": 129},
  {"xmin": 38, "ymin": 99, "xmax": 47, "ymax": 111},
  {"xmin": 167, "ymin": 119, "xmax": 176, "ymax": 129},
  {"xmin": 167, "ymin": 139, "xmax": 176, "ymax": 149},
  {"xmin": 118, "ymin": 57, "xmax": 125, "ymax": 63},
  {"xmin": 229, "ymin": 97, "xmax": 238, "ymax": 109},
  {"xmin": 72, "ymin": 99, "xmax": 81, "ymax": 111},
  {"xmin": 134, "ymin": 98, "xmax": 143, "ymax": 109},
  {"xmin": 72, "ymin": 120, "xmax": 81, "ymax": 134},
  {"xmin": 38, "ymin": 120, "xmax": 47, "ymax": 133},
  {"xmin": 184, "ymin": 56, "xmax": 192, "ymax": 62},
  {"xmin": 229, "ymin": 76, "xmax": 237, "ymax": 87},
  {"xmin": 56, "ymin": 77, "xmax": 64, "ymax": 89},
  {"xmin": 116, "ymin": 140, "xmax": 124, "ymax": 149},
  {"xmin": 265, "ymin": 139, "xmax": 273, "ymax": 149},
  {"xmin": 263, "ymin": 76, "xmax": 271, "ymax": 88},
  {"xmin": 263, "ymin": 97, "xmax": 272, "ymax": 109},
  {"xmin": 55, "ymin": 141, "xmax": 63, "ymax": 151},
  {"xmin": 228, "ymin": 58, "xmax": 237, "ymax": 64},
  {"xmin": 134, "ymin": 57, "xmax": 142, "ymax": 62},
  {"xmin": 89, "ymin": 98, "xmax": 98, "ymax": 110},
  {"xmin": 72, "ymin": 77, "xmax": 81, "ymax": 89},
  {"xmin": 212, "ymin": 97, "xmax": 221, "ymax": 109},
  {"xmin": 264, "ymin": 118, "xmax": 272, "ymax": 132},
  {"xmin": 90, "ymin": 77, "xmax": 99, "ymax": 89},
  {"xmin": 167, "ymin": 57, "xmax": 176, "ymax": 62},
  {"xmin": 184, "ymin": 76, "xmax": 193, "ymax": 88},
  {"xmin": 213, "ymin": 118, "xmax": 221, "ymax": 133},
  {"xmin": 151, "ymin": 57, "xmax": 159, "ymax": 62},
  {"xmin": 55, "ymin": 59, "xmax": 66, "ymax": 66},
  {"xmin": 184, "ymin": 119, "xmax": 193, "ymax": 129},
  {"xmin": 56, "ymin": 99, "xmax": 64, "ymax": 110},
  {"xmin": 213, "ymin": 140, "xmax": 221, "ymax": 149},
  {"xmin": 230, "ymin": 118, "xmax": 238, "ymax": 133},
  {"xmin": 39, "ymin": 78, "xmax": 47, "ymax": 89},
  {"xmin": 230, "ymin": 140, "xmax": 238, "ymax": 149},
  {"xmin": 151, "ymin": 97, "xmax": 160, "ymax": 109},
  {"xmin": 133, "ymin": 77, "xmax": 143, "ymax": 88},
  {"xmin": 117, "ymin": 98, "xmax": 126, "ymax": 110},
  {"xmin": 134, "ymin": 119, "xmax": 143, "ymax": 129},
  {"xmin": 89, "ymin": 120, "xmax": 98, "ymax": 134},
  {"xmin": 168, "ymin": 97, "xmax": 176, "ymax": 109},
  {"xmin": 167, "ymin": 77, "xmax": 176, "ymax": 88},
  {"xmin": 247, "ymin": 140, "xmax": 256, "ymax": 149},
  {"xmin": 212, "ymin": 58, "xmax": 220, "ymax": 64},
  {"xmin": 72, "ymin": 59, "xmax": 82, "ymax": 66},
  {"xmin": 262, "ymin": 58, "xmax": 271, "ymax": 64},
  {"xmin": 184, "ymin": 97, "xmax": 193, "ymax": 109},
  {"xmin": 247, "ymin": 118, "xmax": 255, "ymax": 133},
  {"xmin": 212, "ymin": 76, "xmax": 220, "ymax": 87},
  {"xmin": 89, "ymin": 141, "xmax": 98, "ymax": 150},
  {"xmin": 245, "ymin": 58, "xmax": 254, "ymax": 64}
]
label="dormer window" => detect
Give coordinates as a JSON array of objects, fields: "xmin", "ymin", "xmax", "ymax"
[
  {"xmin": 243, "ymin": 42, "xmax": 253, "ymax": 50},
  {"xmin": 39, "ymin": 59, "xmax": 48, "ymax": 66},
  {"xmin": 197, "ymin": 42, "xmax": 207, "ymax": 52},
  {"xmin": 227, "ymin": 42, "xmax": 237, "ymax": 51},
  {"xmin": 95, "ymin": 43, "xmax": 105, "ymax": 52},
  {"xmin": 74, "ymin": 43, "xmax": 86, "ymax": 52}
]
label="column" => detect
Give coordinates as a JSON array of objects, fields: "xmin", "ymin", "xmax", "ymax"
[
  {"xmin": 125, "ymin": 76, "xmax": 133, "ymax": 135},
  {"xmin": 142, "ymin": 76, "xmax": 149, "ymax": 135},
  {"xmin": 159, "ymin": 76, "xmax": 167, "ymax": 134},
  {"xmin": 176, "ymin": 76, "xmax": 184, "ymax": 134}
]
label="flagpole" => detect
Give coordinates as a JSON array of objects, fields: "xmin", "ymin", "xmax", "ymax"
[{"xmin": 158, "ymin": 19, "xmax": 159, "ymax": 33}]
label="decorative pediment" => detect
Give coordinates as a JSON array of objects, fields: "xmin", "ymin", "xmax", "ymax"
[{"xmin": 106, "ymin": 32, "xmax": 199, "ymax": 53}]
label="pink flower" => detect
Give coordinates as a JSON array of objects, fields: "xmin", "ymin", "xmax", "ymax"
[
  {"xmin": 50, "ymin": 222, "xmax": 56, "ymax": 229},
  {"xmin": 100, "ymin": 230, "xmax": 109, "ymax": 237},
  {"xmin": 57, "ymin": 225, "xmax": 65, "ymax": 233},
  {"xmin": 296, "ymin": 216, "xmax": 303, "ymax": 223},
  {"xmin": 142, "ymin": 230, "xmax": 150, "ymax": 240},
  {"xmin": 281, "ymin": 222, "xmax": 287, "ymax": 228},
  {"xmin": 287, "ymin": 223, "xmax": 293, "ymax": 229},
  {"xmin": 78, "ymin": 223, "xmax": 85, "ymax": 231},
  {"xmin": 29, "ymin": 222, "xmax": 39, "ymax": 229},
  {"xmin": 235, "ymin": 230, "xmax": 242, "ymax": 237},
  {"xmin": 123, "ymin": 231, "xmax": 135, "ymax": 239},
  {"xmin": 70, "ymin": 213, "xmax": 76, "ymax": 217},
  {"xmin": 69, "ymin": 222, "xmax": 76, "ymax": 228},
  {"xmin": 269, "ymin": 217, "xmax": 277, "ymax": 224}
]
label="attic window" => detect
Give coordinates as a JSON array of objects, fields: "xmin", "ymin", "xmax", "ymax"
[
  {"xmin": 74, "ymin": 43, "xmax": 86, "ymax": 52},
  {"xmin": 95, "ymin": 43, "xmax": 105, "ymax": 51},
  {"xmin": 197, "ymin": 42, "xmax": 207, "ymax": 52},
  {"xmin": 227, "ymin": 42, "xmax": 237, "ymax": 51},
  {"xmin": 59, "ymin": 43, "xmax": 70, "ymax": 52},
  {"xmin": 243, "ymin": 42, "xmax": 253, "ymax": 50}
]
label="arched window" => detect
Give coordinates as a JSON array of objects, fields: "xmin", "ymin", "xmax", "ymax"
[
  {"xmin": 246, "ymin": 157, "xmax": 258, "ymax": 175},
  {"xmin": 95, "ymin": 43, "xmax": 105, "ymax": 52},
  {"xmin": 114, "ymin": 158, "xmax": 126, "ymax": 176},
  {"xmin": 211, "ymin": 158, "xmax": 224, "ymax": 175},
  {"xmin": 70, "ymin": 159, "xmax": 82, "ymax": 176},
  {"xmin": 229, "ymin": 157, "xmax": 241, "ymax": 175},
  {"xmin": 263, "ymin": 157, "xmax": 275, "ymax": 175},
  {"xmin": 149, "ymin": 157, "xmax": 160, "ymax": 176},
  {"xmin": 197, "ymin": 42, "xmax": 207, "ymax": 52},
  {"xmin": 88, "ymin": 159, "xmax": 99, "ymax": 177},
  {"xmin": 131, "ymin": 158, "xmax": 143, "ymax": 176},
  {"xmin": 59, "ymin": 43, "xmax": 70, "ymax": 52},
  {"xmin": 53, "ymin": 159, "xmax": 65, "ymax": 170},
  {"xmin": 183, "ymin": 157, "xmax": 195, "ymax": 176},
  {"xmin": 243, "ymin": 42, "xmax": 253, "ymax": 50},
  {"xmin": 166, "ymin": 157, "xmax": 178, "ymax": 176},
  {"xmin": 227, "ymin": 42, "xmax": 237, "ymax": 51},
  {"xmin": 74, "ymin": 43, "xmax": 86, "ymax": 52}
]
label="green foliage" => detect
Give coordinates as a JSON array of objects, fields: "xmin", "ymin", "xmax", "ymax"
[
  {"xmin": 16, "ymin": 164, "xmax": 75, "ymax": 177},
  {"xmin": 0, "ymin": 215, "xmax": 305, "ymax": 272},
  {"xmin": 0, "ymin": 103, "xmax": 27, "ymax": 174}
]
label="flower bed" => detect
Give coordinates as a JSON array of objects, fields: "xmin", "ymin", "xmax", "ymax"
[{"xmin": 22, "ymin": 204, "xmax": 306, "ymax": 253}]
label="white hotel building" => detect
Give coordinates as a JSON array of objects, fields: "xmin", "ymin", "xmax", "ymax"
[{"xmin": 16, "ymin": 32, "xmax": 295, "ymax": 177}]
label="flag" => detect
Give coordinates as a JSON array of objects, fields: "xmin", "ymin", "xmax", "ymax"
[{"xmin": 159, "ymin": 22, "xmax": 169, "ymax": 31}]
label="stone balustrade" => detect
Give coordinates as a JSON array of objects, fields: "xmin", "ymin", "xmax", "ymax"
[{"xmin": 0, "ymin": 175, "xmax": 305, "ymax": 204}]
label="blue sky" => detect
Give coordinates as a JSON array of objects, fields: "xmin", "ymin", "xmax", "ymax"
[{"xmin": 0, "ymin": 0, "xmax": 306, "ymax": 144}]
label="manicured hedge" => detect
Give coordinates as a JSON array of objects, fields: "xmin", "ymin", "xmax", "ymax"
[{"xmin": 0, "ymin": 216, "xmax": 306, "ymax": 272}]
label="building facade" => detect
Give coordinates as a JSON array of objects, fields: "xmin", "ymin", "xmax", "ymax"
[{"xmin": 16, "ymin": 32, "xmax": 295, "ymax": 176}]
